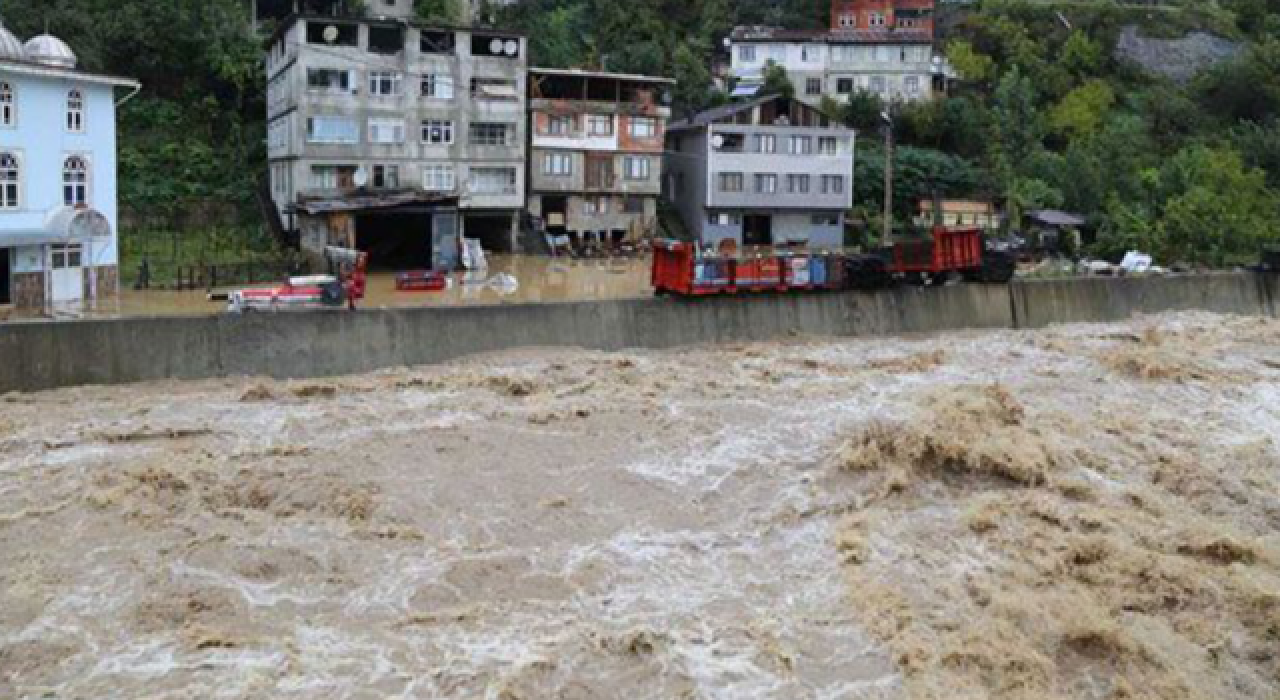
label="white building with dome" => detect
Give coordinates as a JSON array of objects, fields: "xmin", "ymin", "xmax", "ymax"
[{"xmin": 0, "ymin": 24, "xmax": 139, "ymax": 313}]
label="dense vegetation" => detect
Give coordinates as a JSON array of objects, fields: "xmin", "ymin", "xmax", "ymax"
[{"xmin": 7, "ymin": 0, "xmax": 1280, "ymax": 264}]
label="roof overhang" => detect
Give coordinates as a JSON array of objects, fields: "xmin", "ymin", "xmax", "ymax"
[
  {"xmin": 0, "ymin": 59, "xmax": 139, "ymax": 89},
  {"xmin": 296, "ymin": 191, "xmax": 459, "ymax": 215},
  {"xmin": 530, "ymin": 67, "xmax": 676, "ymax": 85}
]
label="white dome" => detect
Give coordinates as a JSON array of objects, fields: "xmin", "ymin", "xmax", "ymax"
[
  {"xmin": 0, "ymin": 25, "xmax": 24, "ymax": 61},
  {"xmin": 24, "ymin": 34, "xmax": 76, "ymax": 69}
]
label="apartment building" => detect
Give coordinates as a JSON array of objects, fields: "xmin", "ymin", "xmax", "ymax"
[
  {"xmin": 0, "ymin": 27, "xmax": 138, "ymax": 313},
  {"xmin": 664, "ymin": 96, "xmax": 855, "ymax": 249},
  {"xmin": 265, "ymin": 13, "xmax": 527, "ymax": 269},
  {"xmin": 527, "ymin": 69, "xmax": 673, "ymax": 246},
  {"xmin": 830, "ymin": 0, "xmax": 936, "ymax": 34}
]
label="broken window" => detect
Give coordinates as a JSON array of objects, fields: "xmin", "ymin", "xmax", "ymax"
[
  {"xmin": 306, "ymin": 22, "xmax": 358, "ymax": 47},
  {"xmin": 307, "ymin": 68, "xmax": 353, "ymax": 92},
  {"xmin": 713, "ymin": 133, "xmax": 745, "ymax": 153},
  {"xmin": 420, "ymin": 30, "xmax": 456, "ymax": 55},
  {"xmin": 471, "ymin": 35, "xmax": 521, "ymax": 59},
  {"xmin": 368, "ymin": 25, "xmax": 404, "ymax": 55}
]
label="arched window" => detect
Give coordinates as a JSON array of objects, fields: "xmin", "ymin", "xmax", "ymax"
[
  {"xmin": 63, "ymin": 155, "xmax": 88, "ymax": 207},
  {"xmin": 0, "ymin": 83, "xmax": 13, "ymax": 127},
  {"xmin": 0, "ymin": 153, "xmax": 19, "ymax": 209},
  {"xmin": 66, "ymin": 89, "xmax": 83, "ymax": 132}
]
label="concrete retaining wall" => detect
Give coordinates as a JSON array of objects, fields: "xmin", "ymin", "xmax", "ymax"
[{"xmin": 0, "ymin": 272, "xmax": 1272, "ymax": 393}]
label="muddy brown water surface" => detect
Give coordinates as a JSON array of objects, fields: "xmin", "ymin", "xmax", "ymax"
[{"xmin": 1, "ymin": 312, "xmax": 1279, "ymax": 699}]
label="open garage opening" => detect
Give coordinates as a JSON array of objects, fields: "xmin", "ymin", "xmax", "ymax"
[
  {"xmin": 355, "ymin": 209, "xmax": 434, "ymax": 271},
  {"xmin": 465, "ymin": 213, "xmax": 516, "ymax": 253}
]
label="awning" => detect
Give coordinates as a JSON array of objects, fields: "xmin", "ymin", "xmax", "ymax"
[
  {"xmin": 0, "ymin": 231, "xmax": 70, "ymax": 247},
  {"xmin": 731, "ymin": 82, "xmax": 762, "ymax": 98}
]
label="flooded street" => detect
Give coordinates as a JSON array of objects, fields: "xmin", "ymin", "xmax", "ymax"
[
  {"xmin": 1, "ymin": 312, "xmax": 1279, "ymax": 698},
  {"xmin": 105, "ymin": 255, "xmax": 653, "ymax": 318}
]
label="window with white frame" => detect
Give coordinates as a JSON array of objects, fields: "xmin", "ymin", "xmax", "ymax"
[
  {"xmin": 755, "ymin": 174, "xmax": 778, "ymax": 194},
  {"xmin": 543, "ymin": 152, "xmax": 572, "ymax": 176},
  {"xmin": 587, "ymin": 115, "xmax": 613, "ymax": 136},
  {"xmin": 421, "ymin": 73, "xmax": 455, "ymax": 99},
  {"xmin": 469, "ymin": 122, "xmax": 510, "ymax": 146},
  {"xmin": 738, "ymin": 45, "xmax": 756, "ymax": 62},
  {"xmin": 789, "ymin": 136, "xmax": 813, "ymax": 155},
  {"xmin": 547, "ymin": 114, "xmax": 574, "ymax": 136},
  {"xmin": 66, "ymin": 89, "xmax": 84, "ymax": 132},
  {"xmin": 869, "ymin": 13, "xmax": 886, "ymax": 27},
  {"xmin": 0, "ymin": 152, "xmax": 18, "ymax": 208},
  {"xmin": 836, "ymin": 78, "xmax": 854, "ymax": 94},
  {"xmin": 306, "ymin": 116, "xmax": 359, "ymax": 144},
  {"xmin": 0, "ymin": 83, "xmax": 13, "ymax": 126},
  {"xmin": 369, "ymin": 118, "xmax": 405, "ymax": 144},
  {"xmin": 806, "ymin": 78, "xmax": 822, "ymax": 96},
  {"xmin": 905, "ymin": 75, "xmax": 921, "ymax": 96},
  {"xmin": 786, "ymin": 174, "xmax": 810, "ymax": 194},
  {"xmin": 718, "ymin": 172, "xmax": 744, "ymax": 193},
  {"xmin": 468, "ymin": 167, "xmax": 516, "ymax": 194},
  {"xmin": 821, "ymin": 175, "xmax": 845, "ymax": 194},
  {"xmin": 629, "ymin": 117, "xmax": 657, "ymax": 139},
  {"xmin": 818, "ymin": 137, "xmax": 839, "ymax": 155},
  {"xmin": 753, "ymin": 133, "xmax": 776, "ymax": 154},
  {"xmin": 51, "ymin": 243, "xmax": 82, "ymax": 269},
  {"xmin": 422, "ymin": 164, "xmax": 455, "ymax": 191},
  {"xmin": 310, "ymin": 165, "xmax": 356, "ymax": 190},
  {"xmin": 623, "ymin": 156, "xmax": 650, "ymax": 181},
  {"xmin": 838, "ymin": 13, "xmax": 855, "ymax": 28},
  {"xmin": 368, "ymin": 71, "xmax": 403, "ymax": 97},
  {"xmin": 584, "ymin": 196, "xmax": 610, "ymax": 215},
  {"xmin": 307, "ymin": 68, "xmax": 353, "ymax": 92},
  {"xmin": 372, "ymin": 164, "xmax": 400, "ymax": 189},
  {"xmin": 421, "ymin": 119, "xmax": 454, "ymax": 144},
  {"xmin": 63, "ymin": 155, "xmax": 89, "ymax": 206}
]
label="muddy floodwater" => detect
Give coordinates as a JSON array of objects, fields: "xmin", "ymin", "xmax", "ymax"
[
  {"xmin": 2, "ymin": 312, "xmax": 1279, "ymax": 699},
  {"xmin": 104, "ymin": 255, "xmax": 652, "ymax": 318}
]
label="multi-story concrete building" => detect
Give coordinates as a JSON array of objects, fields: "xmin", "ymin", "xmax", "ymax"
[
  {"xmin": 265, "ymin": 13, "xmax": 527, "ymax": 269},
  {"xmin": 830, "ymin": 0, "xmax": 936, "ymax": 34},
  {"xmin": 0, "ymin": 26, "xmax": 139, "ymax": 313},
  {"xmin": 527, "ymin": 69, "xmax": 672, "ymax": 246},
  {"xmin": 664, "ymin": 95, "xmax": 855, "ymax": 249},
  {"xmin": 728, "ymin": 26, "xmax": 945, "ymax": 105}
]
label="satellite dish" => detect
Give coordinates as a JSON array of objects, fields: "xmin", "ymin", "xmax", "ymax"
[
  {"xmin": 503, "ymin": 40, "xmax": 519, "ymax": 56},
  {"xmin": 353, "ymin": 167, "xmax": 369, "ymax": 188},
  {"xmin": 489, "ymin": 38, "xmax": 504, "ymax": 55},
  {"xmin": 712, "ymin": 134, "xmax": 726, "ymax": 149},
  {"xmin": 323, "ymin": 25, "xmax": 340, "ymax": 43}
]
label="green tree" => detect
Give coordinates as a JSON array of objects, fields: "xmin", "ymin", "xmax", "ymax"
[
  {"xmin": 1060, "ymin": 31, "xmax": 1104, "ymax": 80},
  {"xmin": 1049, "ymin": 80, "xmax": 1115, "ymax": 140},
  {"xmin": 761, "ymin": 60, "xmax": 795, "ymax": 99},
  {"xmin": 946, "ymin": 40, "xmax": 994, "ymax": 84}
]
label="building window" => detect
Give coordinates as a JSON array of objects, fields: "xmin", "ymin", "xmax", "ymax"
[
  {"xmin": 469, "ymin": 167, "xmax": 517, "ymax": 195},
  {"xmin": 66, "ymin": 89, "xmax": 84, "ymax": 132},
  {"xmin": 51, "ymin": 243, "xmax": 83, "ymax": 269},
  {"xmin": 0, "ymin": 83, "xmax": 13, "ymax": 126},
  {"xmin": 899, "ymin": 17, "xmax": 916, "ymax": 28},
  {"xmin": 306, "ymin": 116, "xmax": 359, "ymax": 144},
  {"xmin": 422, "ymin": 164, "xmax": 455, "ymax": 192},
  {"xmin": 421, "ymin": 119, "xmax": 454, "ymax": 144},
  {"xmin": 838, "ymin": 13, "xmax": 855, "ymax": 28},
  {"xmin": 543, "ymin": 152, "xmax": 572, "ymax": 176},
  {"xmin": 786, "ymin": 174, "xmax": 810, "ymax": 194},
  {"xmin": 369, "ymin": 71, "xmax": 403, "ymax": 97},
  {"xmin": 63, "ymin": 155, "xmax": 89, "ymax": 206},
  {"xmin": 587, "ymin": 115, "xmax": 613, "ymax": 137},
  {"xmin": 421, "ymin": 73, "xmax": 455, "ymax": 99},
  {"xmin": 421, "ymin": 29, "xmax": 456, "ymax": 55},
  {"xmin": 470, "ymin": 122, "xmax": 510, "ymax": 146},
  {"xmin": 718, "ymin": 172, "xmax": 744, "ymax": 193},
  {"xmin": 789, "ymin": 136, "xmax": 813, "ymax": 155},
  {"xmin": 806, "ymin": 78, "xmax": 822, "ymax": 96},
  {"xmin": 629, "ymin": 117, "xmax": 657, "ymax": 139},
  {"xmin": 307, "ymin": 68, "xmax": 353, "ymax": 92},
  {"xmin": 738, "ymin": 45, "xmax": 756, "ymax": 62},
  {"xmin": 821, "ymin": 175, "xmax": 845, "ymax": 194},
  {"xmin": 874, "ymin": 46, "xmax": 891, "ymax": 62},
  {"xmin": 623, "ymin": 196, "xmax": 645, "ymax": 214},
  {"xmin": 755, "ymin": 174, "xmax": 778, "ymax": 194},
  {"xmin": 547, "ymin": 115, "xmax": 574, "ymax": 136},
  {"xmin": 623, "ymin": 156, "xmax": 651, "ymax": 181},
  {"xmin": 310, "ymin": 165, "xmax": 356, "ymax": 190},
  {"xmin": 368, "ymin": 118, "xmax": 405, "ymax": 144},
  {"xmin": 818, "ymin": 137, "xmax": 839, "ymax": 155},
  {"xmin": 583, "ymin": 196, "xmax": 610, "ymax": 215},
  {"xmin": 871, "ymin": 76, "xmax": 886, "ymax": 95},
  {"xmin": 869, "ymin": 13, "xmax": 886, "ymax": 27},
  {"xmin": 812, "ymin": 213, "xmax": 839, "ymax": 226},
  {"xmin": 753, "ymin": 134, "xmax": 776, "ymax": 154},
  {"xmin": 368, "ymin": 26, "xmax": 404, "ymax": 55},
  {"xmin": 0, "ymin": 152, "xmax": 18, "ymax": 209},
  {"xmin": 802, "ymin": 45, "xmax": 821, "ymax": 62},
  {"xmin": 372, "ymin": 164, "xmax": 400, "ymax": 189},
  {"xmin": 905, "ymin": 76, "xmax": 921, "ymax": 96},
  {"xmin": 707, "ymin": 212, "xmax": 741, "ymax": 226},
  {"xmin": 836, "ymin": 78, "xmax": 854, "ymax": 95}
]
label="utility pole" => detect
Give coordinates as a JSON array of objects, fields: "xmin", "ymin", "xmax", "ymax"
[{"xmin": 881, "ymin": 109, "xmax": 893, "ymax": 245}]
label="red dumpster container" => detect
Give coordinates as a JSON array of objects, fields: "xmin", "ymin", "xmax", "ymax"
[
  {"xmin": 735, "ymin": 256, "xmax": 786, "ymax": 292},
  {"xmin": 395, "ymin": 270, "xmax": 448, "ymax": 292},
  {"xmin": 652, "ymin": 240, "xmax": 733, "ymax": 296}
]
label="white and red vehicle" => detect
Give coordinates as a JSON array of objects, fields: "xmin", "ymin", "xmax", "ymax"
[{"xmin": 226, "ymin": 248, "xmax": 368, "ymax": 313}]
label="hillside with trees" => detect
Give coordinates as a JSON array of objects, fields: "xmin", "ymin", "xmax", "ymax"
[{"xmin": 6, "ymin": 0, "xmax": 1279, "ymax": 264}]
